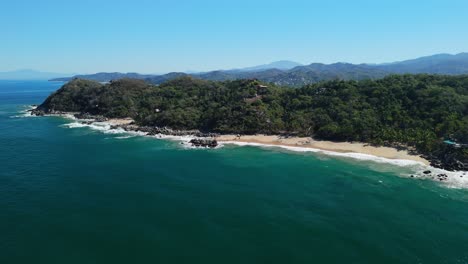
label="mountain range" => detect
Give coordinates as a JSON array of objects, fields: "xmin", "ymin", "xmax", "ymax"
[{"xmin": 47, "ymin": 53, "xmax": 468, "ymax": 86}]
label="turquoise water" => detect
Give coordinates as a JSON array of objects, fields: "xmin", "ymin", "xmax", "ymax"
[{"xmin": 1, "ymin": 80, "xmax": 468, "ymax": 263}]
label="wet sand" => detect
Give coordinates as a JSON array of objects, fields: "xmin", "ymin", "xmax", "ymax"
[{"xmin": 217, "ymin": 134, "xmax": 429, "ymax": 165}]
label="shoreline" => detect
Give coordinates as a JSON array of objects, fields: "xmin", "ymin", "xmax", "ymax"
[
  {"xmin": 88, "ymin": 118, "xmax": 468, "ymax": 188},
  {"xmin": 24, "ymin": 110, "xmax": 432, "ymax": 166},
  {"xmin": 216, "ymin": 135, "xmax": 429, "ymax": 165},
  {"xmin": 80, "ymin": 117, "xmax": 429, "ymax": 166},
  {"xmin": 24, "ymin": 108, "xmax": 468, "ymax": 188}
]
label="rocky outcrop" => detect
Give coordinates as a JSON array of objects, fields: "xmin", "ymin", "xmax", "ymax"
[
  {"xmin": 424, "ymin": 145, "xmax": 468, "ymax": 172},
  {"xmin": 31, "ymin": 108, "xmax": 67, "ymax": 116},
  {"xmin": 114, "ymin": 124, "xmax": 219, "ymax": 138},
  {"xmin": 31, "ymin": 108, "xmax": 46, "ymax": 116},
  {"xmin": 189, "ymin": 138, "xmax": 218, "ymax": 148},
  {"xmin": 74, "ymin": 112, "xmax": 108, "ymax": 122},
  {"xmin": 107, "ymin": 123, "xmax": 219, "ymax": 147}
]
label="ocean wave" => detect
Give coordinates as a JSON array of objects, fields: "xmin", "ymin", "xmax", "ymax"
[
  {"xmin": 61, "ymin": 121, "xmax": 126, "ymax": 134},
  {"xmin": 409, "ymin": 167, "xmax": 468, "ymax": 189},
  {"xmin": 219, "ymin": 141, "xmax": 468, "ymax": 189},
  {"xmin": 10, "ymin": 105, "xmax": 37, "ymax": 118},
  {"xmin": 114, "ymin": 135, "xmax": 135, "ymax": 139},
  {"xmin": 220, "ymin": 141, "xmax": 424, "ymax": 166},
  {"xmin": 61, "ymin": 120, "xmax": 195, "ymax": 143}
]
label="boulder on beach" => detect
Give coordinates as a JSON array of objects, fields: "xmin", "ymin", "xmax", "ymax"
[{"xmin": 189, "ymin": 138, "xmax": 218, "ymax": 148}]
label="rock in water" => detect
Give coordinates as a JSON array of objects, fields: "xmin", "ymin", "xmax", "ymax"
[
  {"xmin": 31, "ymin": 108, "xmax": 45, "ymax": 116},
  {"xmin": 189, "ymin": 139, "xmax": 218, "ymax": 148}
]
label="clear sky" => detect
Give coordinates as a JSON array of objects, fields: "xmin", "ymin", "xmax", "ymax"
[{"xmin": 1, "ymin": 0, "xmax": 467, "ymax": 74}]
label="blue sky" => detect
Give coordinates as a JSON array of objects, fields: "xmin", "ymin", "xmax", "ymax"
[{"xmin": 1, "ymin": 0, "xmax": 467, "ymax": 73}]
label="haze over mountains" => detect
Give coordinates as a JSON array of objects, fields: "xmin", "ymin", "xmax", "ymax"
[
  {"xmin": 24, "ymin": 53, "xmax": 468, "ymax": 86},
  {"xmin": 227, "ymin": 60, "xmax": 303, "ymax": 72}
]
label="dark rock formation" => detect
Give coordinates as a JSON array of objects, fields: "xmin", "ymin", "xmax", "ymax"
[
  {"xmin": 426, "ymin": 145, "xmax": 468, "ymax": 171},
  {"xmin": 436, "ymin": 174, "xmax": 448, "ymax": 181},
  {"xmin": 73, "ymin": 112, "xmax": 108, "ymax": 122},
  {"xmin": 31, "ymin": 108, "xmax": 45, "ymax": 116},
  {"xmin": 189, "ymin": 138, "xmax": 218, "ymax": 148},
  {"xmin": 31, "ymin": 108, "xmax": 66, "ymax": 116},
  {"xmin": 115, "ymin": 124, "xmax": 219, "ymax": 138}
]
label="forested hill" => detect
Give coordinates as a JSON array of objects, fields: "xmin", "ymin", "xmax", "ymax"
[{"xmin": 37, "ymin": 74, "xmax": 468, "ymax": 170}]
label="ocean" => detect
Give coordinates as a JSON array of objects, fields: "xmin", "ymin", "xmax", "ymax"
[{"xmin": 1, "ymin": 80, "xmax": 468, "ymax": 263}]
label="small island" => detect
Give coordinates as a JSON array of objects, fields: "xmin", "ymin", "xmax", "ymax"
[{"xmin": 32, "ymin": 75, "xmax": 468, "ymax": 171}]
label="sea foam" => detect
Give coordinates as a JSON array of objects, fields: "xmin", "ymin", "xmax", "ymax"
[
  {"xmin": 220, "ymin": 141, "xmax": 424, "ymax": 167},
  {"xmin": 219, "ymin": 141, "xmax": 468, "ymax": 189},
  {"xmin": 10, "ymin": 105, "xmax": 38, "ymax": 118}
]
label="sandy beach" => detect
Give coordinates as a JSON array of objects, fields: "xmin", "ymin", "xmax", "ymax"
[
  {"xmin": 217, "ymin": 135, "xmax": 429, "ymax": 165},
  {"xmin": 101, "ymin": 117, "xmax": 429, "ymax": 165}
]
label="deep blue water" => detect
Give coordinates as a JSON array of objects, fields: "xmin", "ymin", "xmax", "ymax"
[{"xmin": 1, "ymin": 80, "xmax": 468, "ymax": 264}]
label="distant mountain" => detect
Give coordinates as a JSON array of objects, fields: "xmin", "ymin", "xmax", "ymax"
[
  {"xmin": 145, "ymin": 72, "xmax": 189, "ymax": 84},
  {"xmin": 231, "ymin": 60, "xmax": 303, "ymax": 72},
  {"xmin": 376, "ymin": 53, "xmax": 468, "ymax": 74},
  {"xmin": 48, "ymin": 53, "xmax": 468, "ymax": 86},
  {"xmin": 0, "ymin": 69, "xmax": 71, "ymax": 80},
  {"xmin": 263, "ymin": 63, "xmax": 389, "ymax": 86},
  {"xmin": 51, "ymin": 72, "xmax": 156, "ymax": 82},
  {"xmin": 49, "ymin": 61, "xmax": 303, "ymax": 82}
]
